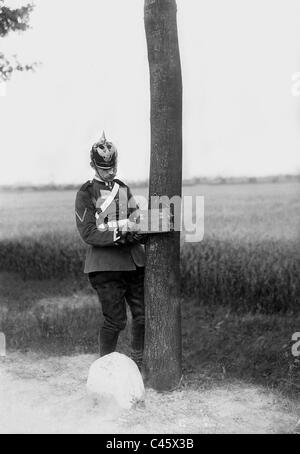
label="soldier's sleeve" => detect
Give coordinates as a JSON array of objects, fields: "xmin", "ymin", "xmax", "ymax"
[{"xmin": 75, "ymin": 189, "xmax": 121, "ymax": 247}]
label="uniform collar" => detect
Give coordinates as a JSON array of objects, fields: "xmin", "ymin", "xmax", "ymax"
[{"xmin": 93, "ymin": 176, "xmax": 114, "ymax": 189}]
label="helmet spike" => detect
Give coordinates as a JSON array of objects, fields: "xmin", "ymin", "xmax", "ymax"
[{"xmin": 100, "ymin": 131, "xmax": 106, "ymax": 143}]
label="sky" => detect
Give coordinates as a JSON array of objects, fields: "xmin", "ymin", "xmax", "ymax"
[{"xmin": 1, "ymin": 0, "xmax": 300, "ymax": 185}]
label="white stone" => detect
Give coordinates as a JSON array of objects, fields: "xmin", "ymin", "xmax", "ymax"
[{"xmin": 86, "ymin": 352, "xmax": 145, "ymax": 410}]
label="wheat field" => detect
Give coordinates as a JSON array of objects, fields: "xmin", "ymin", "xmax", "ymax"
[{"xmin": 0, "ymin": 182, "xmax": 299, "ymax": 313}]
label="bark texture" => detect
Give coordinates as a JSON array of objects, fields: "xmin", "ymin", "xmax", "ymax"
[{"xmin": 144, "ymin": 0, "xmax": 183, "ymax": 391}]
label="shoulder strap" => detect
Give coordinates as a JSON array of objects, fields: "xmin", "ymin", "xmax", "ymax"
[
  {"xmin": 78, "ymin": 180, "xmax": 98, "ymax": 207},
  {"xmin": 79, "ymin": 180, "xmax": 92, "ymax": 192},
  {"xmin": 82, "ymin": 180, "xmax": 121, "ymax": 211},
  {"xmin": 113, "ymin": 178, "xmax": 127, "ymax": 188}
]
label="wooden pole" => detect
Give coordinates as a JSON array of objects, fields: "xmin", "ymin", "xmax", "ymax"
[{"xmin": 143, "ymin": 0, "xmax": 182, "ymax": 391}]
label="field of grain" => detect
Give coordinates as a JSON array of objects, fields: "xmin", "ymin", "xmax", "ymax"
[
  {"xmin": 1, "ymin": 182, "xmax": 299, "ymax": 241},
  {"xmin": 0, "ymin": 182, "xmax": 299, "ymax": 313}
]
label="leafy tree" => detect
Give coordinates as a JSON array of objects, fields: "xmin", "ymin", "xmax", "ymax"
[{"xmin": 0, "ymin": 1, "xmax": 35, "ymax": 81}]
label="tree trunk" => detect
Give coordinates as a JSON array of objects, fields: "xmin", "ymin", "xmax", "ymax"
[{"xmin": 143, "ymin": 0, "xmax": 183, "ymax": 391}]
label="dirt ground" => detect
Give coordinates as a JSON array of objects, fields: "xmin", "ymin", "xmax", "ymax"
[{"xmin": 0, "ymin": 352, "xmax": 299, "ymax": 434}]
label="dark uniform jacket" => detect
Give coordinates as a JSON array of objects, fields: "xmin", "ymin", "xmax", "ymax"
[{"xmin": 75, "ymin": 178, "xmax": 145, "ymax": 273}]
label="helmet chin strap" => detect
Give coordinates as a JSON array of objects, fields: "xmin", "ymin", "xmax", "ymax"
[
  {"xmin": 92, "ymin": 159, "xmax": 104, "ymax": 181},
  {"xmin": 92, "ymin": 159, "xmax": 115, "ymax": 184}
]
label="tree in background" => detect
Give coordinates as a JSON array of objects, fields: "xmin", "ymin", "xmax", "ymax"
[
  {"xmin": 0, "ymin": 1, "xmax": 35, "ymax": 81},
  {"xmin": 143, "ymin": 0, "xmax": 183, "ymax": 391}
]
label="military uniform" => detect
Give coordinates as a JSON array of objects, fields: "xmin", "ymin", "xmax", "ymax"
[{"xmin": 75, "ymin": 177, "xmax": 145, "ymax": 367}]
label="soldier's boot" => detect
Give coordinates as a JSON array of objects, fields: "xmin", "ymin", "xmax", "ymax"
[
  {"xmin": 99, "ymin": 327, "xmax": 119, "ymax": 357},
  {"xmin": 131, "ymin": 321, "xmax": 145, "ymax": 371}
]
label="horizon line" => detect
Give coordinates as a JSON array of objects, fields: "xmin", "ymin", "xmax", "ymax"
[{"xmin": 0, "ymin": 173, "xmax": 299, "ymax": 189}]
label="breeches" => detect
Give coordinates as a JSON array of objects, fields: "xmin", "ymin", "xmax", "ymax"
[{"xmin": 88, "ymin": 266, "xmax": 145, "ymax": 361}]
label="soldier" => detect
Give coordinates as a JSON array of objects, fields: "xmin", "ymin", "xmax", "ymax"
[{"xmin": 75, "ymin": 132, "xmax": 145, "ymax": 369}]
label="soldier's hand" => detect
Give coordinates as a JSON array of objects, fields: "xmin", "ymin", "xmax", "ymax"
[
  {"xmin": 121, "ymin": 219, "xmax": 139, "ymax": 233},
  {"xmin": 126, "ymin": 232, "xmax": 147, "ymax": 244},
  {"xmin": 115, "ymin": 229, "xmax": 128, "ymax": 245},
  {"xmin": 131, "ymin": 232, "xmax": 146, "ymax": 243}
]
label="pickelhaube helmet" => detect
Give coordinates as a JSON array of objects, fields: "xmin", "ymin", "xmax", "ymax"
[{"xmin": 90, "ymin": 131, "xmax": 118, "ymax": 169}]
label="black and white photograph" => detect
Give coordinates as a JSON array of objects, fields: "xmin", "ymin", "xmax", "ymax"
[{"xmin": 0, "ymin": 0, "xmax": 300, "ymax": 436}]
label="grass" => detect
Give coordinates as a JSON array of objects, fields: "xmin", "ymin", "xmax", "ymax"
[
  {"xmin": 181, "ymin": 239, "xmax": 300, "ymax": 313},
  {"xmin": 0, "ymin": 235, "xmax": 298, "ymax": 313},
  {"xmin": 0, "ymin": 182, "xmax": 299, "ymax": 313},
  {"xmin": 0, "ymin": 272, "xmax": 299, "ymax": 398}
]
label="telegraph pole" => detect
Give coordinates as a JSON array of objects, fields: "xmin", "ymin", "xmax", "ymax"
[{"xmin": 143, "ymin": 0, "xmax": 183, "ymax": 391}]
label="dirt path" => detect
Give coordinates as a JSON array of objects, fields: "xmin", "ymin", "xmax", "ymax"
[{"xmin": 0, "ymin": 352, "xmax": 298, "ymax": 434}]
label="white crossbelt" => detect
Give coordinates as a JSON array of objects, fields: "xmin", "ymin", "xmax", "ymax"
[
  {"xmin": 99, "ymin": 182, "xmax": 120, "ymax": 213},
  {"xmin": 95, "ymin": 182, "xmax": 129, "ymax": 232}
]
